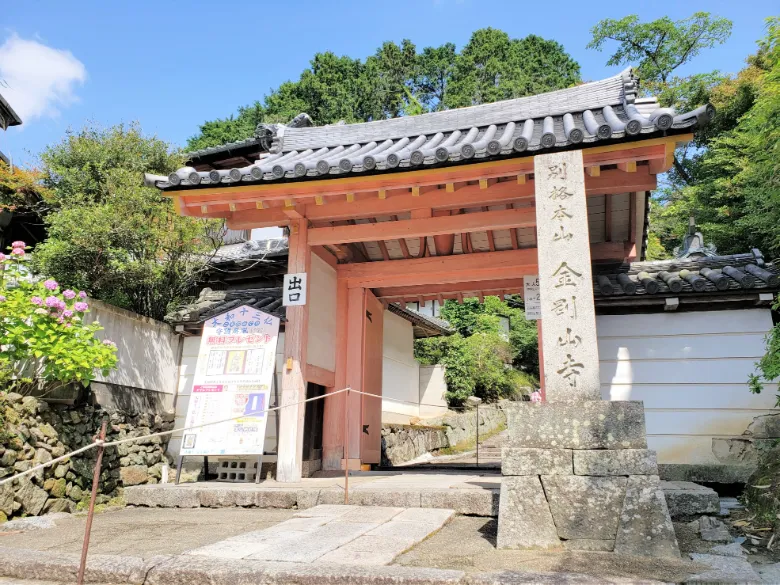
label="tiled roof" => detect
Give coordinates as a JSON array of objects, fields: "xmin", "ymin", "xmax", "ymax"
[
  {"xmin": 167, "ymin": 285, "xmax": 453, "ymax": 338},
  {"xmin": 165, "ymin": 287, "xmax": 285, "ymax": 332},
  {"xmin": 210, "ymin": 237, "xmax": 288, "ymax": 266},
  {"xmin": 145, "ymin": 68, "xmax": 713, "ymax": 191},
  {"xmin": 593, "ymin": 250, "xmax": 780, "ymax": 301},
  {"xmin": 387, "ymin": 304, "xmax": 454, "ymax": 338},
  {"xmin": 0, "ymin": 92, "xmax": 21, "ymax": 130}
]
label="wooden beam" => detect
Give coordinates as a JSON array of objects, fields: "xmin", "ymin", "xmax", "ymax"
[
  {"xmin": 339, "ymin": 248, "xmax": 537, "ymax": 289},
  {"xmin": 617, "ymin": 161, "xmax": 637, "ymax": 173},
  {"xmin": 483, "ymin": 207, "xmax": 496, "ymax": 252},
  {"xmin": 202, "ymin": 166, "xmax": 658, "ymax": 227},
  {"xmin": 506, "ymin": 205, "xmax": 519, "ymax": 249},
  {"xmin": 368, "ymin": 219, "xmax": 391, "ymax": 261},
  {"xmin": 226, "ymin": 207, "xmax": 290, "ymax": 229},
  {"xmin": 309, "ymin": 207, "xmax": 535, "ymax": 246},
  {"xmin": 374, "ymin": 278, "xmax": 527, "ymax": 300},
  {"xmin": 586, "ymin": 165, "xmax": 600, "ymax": 177},
  {"xmin": 312, "ymin": 245, "xmax": 339, "ymax": 269},
  {"xmin": 649, "ymin": 143, "xmax": 675, "ymax": 174},
  {"xmin": 306, "ymin": 364, "xmax": 336, "ymax": 388}
]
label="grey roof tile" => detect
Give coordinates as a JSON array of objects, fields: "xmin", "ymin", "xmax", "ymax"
[{"xmin": 147, "ymin": 68, "xmax": 713, "ymax": 191}]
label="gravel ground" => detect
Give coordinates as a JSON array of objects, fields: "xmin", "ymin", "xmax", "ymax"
[{"xmin": 395, "ymin": 516, "xmax": 709, "ymax": 583}]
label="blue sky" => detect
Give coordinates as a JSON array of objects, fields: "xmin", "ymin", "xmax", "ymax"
[{"xmin": 1, "ymin": 0, "xmax": 776, "ymax": 166}]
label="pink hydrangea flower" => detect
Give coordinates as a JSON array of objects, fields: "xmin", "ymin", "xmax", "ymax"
[
  {"xmin": 0, "ymin": 295, "xmax": 5, "ymax": 302},
  {"xmin": 10, "ymin": 241, "xmax": 25, "ymax": 249},
  {"xmin": 103, "ymin": 339, "xmax": 117, "ymax": 348},
  {"xmin": 43, "ymin": 279, "xmax": 58, "ymax": 291},
  {"xmin": 62, "ymin": 289, "xmax": 76, "ymax": 300},
  {"xmin": 44, "ymin": 296, "xmax": 62, "ymax": 309},
  {"xmin": 31, "ymin": 296, "xmax": 43, "ymax": 306},
  {"xmin": 530, "ymin": 391, "xmax": 542, "ymax": 404},
  {"xmin": 78, "ymin": 291, "xmax": 87, "ymax": 299},
  {"xmin": 74, "ymin": 301, "xmax": 88, "ymax": 312},
  {"xmin": 65, "ymin": 322, "xmax": 73, "ymax": 328},
  {"xmin": 0, "ymin": 253, "xmax": 6, "ymax": 261},
  {"xmin": 62, "ymin": 309, "xmax": 74, "ymax": 318},
  {"xmin": 10, "ymin": 248, "xmax": 24, "ymax": 256}
]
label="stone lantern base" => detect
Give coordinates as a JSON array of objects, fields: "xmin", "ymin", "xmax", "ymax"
[{"xmin": 496, "ymin": 400, "xmax": 680, "ymax": 558}]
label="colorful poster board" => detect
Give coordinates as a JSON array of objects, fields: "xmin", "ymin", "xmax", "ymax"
[{"xmin": 181, "ymin": 305, "xmax": 280, "ymax": 456}]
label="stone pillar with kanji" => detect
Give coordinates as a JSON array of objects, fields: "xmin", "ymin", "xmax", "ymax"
[{"xmin": 496, "ymin": 150, "xmax": 679, "ymax": 557}]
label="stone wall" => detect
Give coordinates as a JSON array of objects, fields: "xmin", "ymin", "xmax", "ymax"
[
  {"xmin": 0, "ymin": 391, "xmax": 173, "ymax": 522},
  {"xmin": 381, "ymin": 405, "xmax": 507, "ymax": 466}
]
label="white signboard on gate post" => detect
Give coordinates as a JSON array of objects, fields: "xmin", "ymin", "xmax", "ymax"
[
  {"xmin": 180, "ymin": 305, "xmax": 280, "ymax": 456},
  {"xmin": 283, "ymin": 273, "xmax": 307, "ymax": 306},
  {"xmin": 524, "ymin": 275, "xmax": 541, "ymax": 320}
]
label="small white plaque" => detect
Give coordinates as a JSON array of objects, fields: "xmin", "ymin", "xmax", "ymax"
[
  {"xmin": 283, "ymin": 273, "xmax": 307, "ymax": 306},
  {"xmin": 524, "ymin": 275, "xmax": 541, "ymax": 320}
]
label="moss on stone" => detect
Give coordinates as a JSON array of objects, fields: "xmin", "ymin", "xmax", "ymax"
[{"xmin": 743, "ymin": 441, "xmax": 780, "ymax": 529}]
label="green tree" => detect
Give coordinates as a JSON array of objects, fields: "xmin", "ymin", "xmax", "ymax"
[
  {"xmin": 587, "ymin": 13, "xmax": 732, "ymax": 87},
  {"xmin": 33, "ymin": 124, "xmax": 223, "ymax": 320},
  {"xmin": 187, "ymin": 29, "xmax": 581, "ymax": 151},
  {"xmin": 446, "ymin": 29, "xmax": 580, "ymax": 108},
  {"xmin": 641, "ymin": 20, "xmax": 779, "ymax": 258},
  {"xmin": 588, "ymin": 12, "xmax": 736, "ymax": 258},
  {"xmin": 414, "ymin": 296, "xmax": 538, "ymax": 405}
]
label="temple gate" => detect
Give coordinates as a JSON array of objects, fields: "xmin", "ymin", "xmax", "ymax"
[{"xmin": 146, "ymin": 68, "xmax": 714, "ymax": 514}]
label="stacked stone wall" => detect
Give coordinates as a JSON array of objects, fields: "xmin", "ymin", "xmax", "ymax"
[
  {"xmin": 0, "ymin": 391, "xmax": 173, "ymax": 522},
  {"xmin": 381, "ymin": 405, "xmax": 506, "ymax": 465}
]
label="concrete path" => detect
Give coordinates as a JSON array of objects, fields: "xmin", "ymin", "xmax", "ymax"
[{"xmin": 185, "ymin": 505, "xmax": 454, "ymax": 565}]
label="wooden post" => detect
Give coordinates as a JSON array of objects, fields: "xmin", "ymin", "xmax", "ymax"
[
  {"xmin": 322, "ymin": 277, "xmax": 349, "ymax": 470},
  {"xmin": 77, "ymin": 420, "xmax": 107, "ymax": 585},
  {"xmin": 276, "ymin": 218, "xmax": 310, "ymax": 483}
]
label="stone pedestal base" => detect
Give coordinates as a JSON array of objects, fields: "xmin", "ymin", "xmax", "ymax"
[{"xmin": 497, "ymin": 401, "xmax": 680, "ymax": 558}]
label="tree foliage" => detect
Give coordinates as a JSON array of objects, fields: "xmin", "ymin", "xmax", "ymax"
[
  {"xmin": 414, "ymin": 296, "xmax": 538, "ymax": 405},
  {"xmin": 588, "ymin": 13, "xmax": 732, "ymax": 87},
  {"xmin": 187, "ymin": 29, "xmax": 580, "ymax": 151},
  {"xmin": 648, "ymin": 19, "xmax": 780, "ymax": 259},
  {"xmin": 32, "ymin": 124, "xmax": 223, "ymax": 320}
]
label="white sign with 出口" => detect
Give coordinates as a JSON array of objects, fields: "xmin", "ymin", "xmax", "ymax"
[
  {"xmin": 524, "ymin": 275, "xmax": 541, "ymax": 320},
  {"xmin": 180, "ymin": 305, "xmax": 280, "ymax": 457},
  {"xmin": 283, "ymin": 273, "xmax": 307, "ymax": 306}
]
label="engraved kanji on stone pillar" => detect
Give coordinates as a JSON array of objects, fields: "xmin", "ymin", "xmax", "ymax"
[{"xmin": 534, "ymin": 150, "xmax": 600, "ymax": 401}]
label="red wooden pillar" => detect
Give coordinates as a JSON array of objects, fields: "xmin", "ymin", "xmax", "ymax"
[
  {"xmin": 276, "ymin": 219, "xmax": 310, "ymax": 482},
  {"xmin": 322, "ymin": 276, "xmax": 348, "ymax": 470}
]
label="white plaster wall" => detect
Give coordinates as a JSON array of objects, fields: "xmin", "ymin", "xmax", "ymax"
[
  {"xmin": 306, "ymin": 254, "xmax": 337, "ymax": 372},
  {"xmin": 597, "ymin": 308, "xmax": 777, "ymax": 465},
  {"xmin": 86, "ymin": 299, "xmax": 181, "ymax": 396},
  {"xmin": 381, "ymin": 311, "xmax": 420, "ymax": 420},
  {"xmin": 168, "ymin": 332, "xmax": 283, "ymax": 460},
  {"xmin": 419, "ymin": 365, "xmax": 448, "ymax": 418}
]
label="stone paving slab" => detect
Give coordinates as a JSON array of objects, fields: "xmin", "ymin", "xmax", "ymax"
[{"xmin": 184, "ymin": 504, "xmax": 454, "ymax": 566}]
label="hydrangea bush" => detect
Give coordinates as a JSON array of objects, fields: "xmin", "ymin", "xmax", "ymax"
[{"xmin": 0, "ymin": 241, "xmax": 117, "ymax": 395}]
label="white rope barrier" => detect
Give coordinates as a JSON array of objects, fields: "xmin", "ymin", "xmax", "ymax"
[{"xmin": 0, "ymin": 386, "xmax": 351, "ymax": 487}]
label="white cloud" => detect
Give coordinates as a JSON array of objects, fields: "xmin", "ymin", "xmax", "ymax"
[{"xmin": 0, "ymin": 34, "xmax": 87, "ymax": 123}]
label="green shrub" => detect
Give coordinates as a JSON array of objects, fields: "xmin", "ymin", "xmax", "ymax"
[{"xmin": 0, "ymin": 241, "xmax": 117, "ymax": 395}]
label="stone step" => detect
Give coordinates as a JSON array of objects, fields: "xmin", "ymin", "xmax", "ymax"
[{"xmin": 125, "ymin": 478, "xmax": 719, "ymax": 519}]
